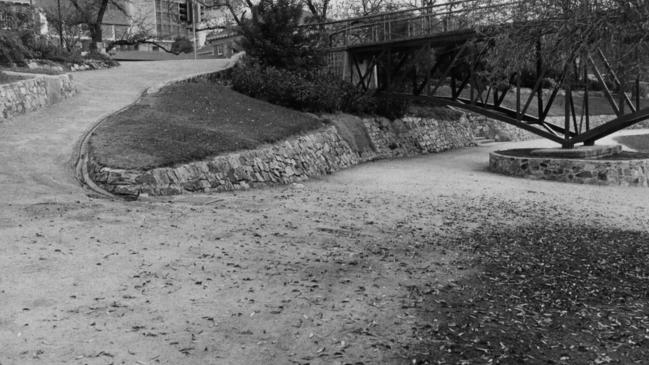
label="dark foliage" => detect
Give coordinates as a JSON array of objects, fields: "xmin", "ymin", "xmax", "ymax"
[
  {"xmin": 231, "ymin": 62, "xmax": 342, "ymax": 112},
  {"xmin": 0, "ymin": 30, "xmax": 34, "ymax": 66},
  {"xmin": 238, "ymin": 0, "xmax": 323, "ymax": 71},
  {"xmin": 0, "ymin": 71, "xmax": 25, "ymax": 84},
  {"xmin": 230, "ymin": 62, "xmax": 409, "ymax": 119},
  {"xmin": 0, "ymin": 30, "xmax": 93, "ymax": 66},
  {"xmin": 83, "ymin": 51, "xmax": 118, "ymax": 66},
  {"xmin": 21, "ymin": 34, "xmax": 60, "ymax": 61},
  {"xmin": 171, "ymin": 37, "xmax": 193, "ymax": 54},
  {"xmin": 0, "ymin": 2, "xmax": 35, "ymax": 31}
]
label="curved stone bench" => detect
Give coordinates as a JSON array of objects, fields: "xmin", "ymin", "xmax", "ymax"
[
  {"xmin": 490, "ymin": 149, "xmax": 649, "ymax": 187},
  {"xmin": 1, "ymin": 73, "xmax": 76, "ymax": 121}
]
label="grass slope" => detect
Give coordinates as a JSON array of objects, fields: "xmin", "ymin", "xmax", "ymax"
[
  {"xmin": 0, "ymin": 71, "xmax": 26, "ymax": 84},
  {"xmin": 89, "ymin": 81, "xmax": 325, "ymax": 170},
  {"xmin": 615, "ymin": 134, "xmax": 649, "ymax": 152}
]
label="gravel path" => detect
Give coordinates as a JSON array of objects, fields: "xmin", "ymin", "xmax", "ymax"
[{"xmin": 1, "ymin": 61, "xmax": 648, "ymax": 364}]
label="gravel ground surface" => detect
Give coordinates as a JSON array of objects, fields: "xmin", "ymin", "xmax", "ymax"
[{"xmin": 1, "ymin": 60, "xmax": 648, "ymax": 364}]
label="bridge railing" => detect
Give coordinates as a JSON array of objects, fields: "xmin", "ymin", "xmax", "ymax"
[{"xmin": 311, "ymin": 1, "xmax": 522, "ymax": 49}]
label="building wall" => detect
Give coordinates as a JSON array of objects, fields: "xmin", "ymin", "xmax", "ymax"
[{"xmin": 205, "ymin": 33, "xmax": 241, "ymax": 58}]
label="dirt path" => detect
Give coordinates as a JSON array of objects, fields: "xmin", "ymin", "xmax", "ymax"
[{"xmin": 1, "ymin": 61, "xmax": 649, "ymax": 364}]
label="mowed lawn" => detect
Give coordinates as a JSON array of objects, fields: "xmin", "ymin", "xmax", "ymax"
[
  {"xmin": 615, "ymin": 134, "xmax": 649, "ymax": 152},
  {"xmin": 89, "ymin": 81, "xmax": 325, "ymax": 170},
  {"xmin": 0, "ymin": 72, "xmax": 27, "ymax": 84}
]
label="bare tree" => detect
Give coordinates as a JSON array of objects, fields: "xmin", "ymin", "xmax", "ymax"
[
  {"xmin": 475, "ymin": 0, "xmax": 649, "ymax": 81},
  {"xmin": 40, "ymin": 1, "xmax": 86, "ymax": 52},
  {"xmin": 61, "ymin": 0, "xmax": 130, "ymax": 52},
  {"xmin": 302, "ymin": 0, "xmax": 331, "ymax": 21}
]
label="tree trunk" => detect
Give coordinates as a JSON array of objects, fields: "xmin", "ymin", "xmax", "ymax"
[{"xmin": 89, "ymin": 23, "xmax": 103, "ymax": 52}]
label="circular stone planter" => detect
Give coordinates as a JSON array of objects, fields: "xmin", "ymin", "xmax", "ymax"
[{"xmin": 489, "ymin": 148, "xmax": 649, "ymax": 187}]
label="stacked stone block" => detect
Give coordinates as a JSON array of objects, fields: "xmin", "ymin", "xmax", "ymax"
[
  {"xmin": 88, "ymin": 113, "xmax": 478, "ymax": 197},
  {"xmin": 490, "ymin": 151, "xmax": 649, "ymax": 187},
  {"xmin": 1, "ymin": 74, "xmax": 76, "ymax": 120}
]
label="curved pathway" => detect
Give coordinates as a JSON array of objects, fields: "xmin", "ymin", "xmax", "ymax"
[
  {"xmin": 0, "ymin": 59, "xmax": 229, "ymax": 205},
  {"xmin": 1, "ymin": 60, "xmax": 648, "ymax": 364}
]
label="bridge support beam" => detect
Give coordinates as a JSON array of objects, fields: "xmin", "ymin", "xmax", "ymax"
[{"xmin": 331, "ymin": 23, "xmax": 649, "ymax": 149}]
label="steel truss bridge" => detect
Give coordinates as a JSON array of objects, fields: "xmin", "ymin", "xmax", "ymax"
[{"xmin": 311, "ymin": 1, "xmax": 649, "ymax": 148}]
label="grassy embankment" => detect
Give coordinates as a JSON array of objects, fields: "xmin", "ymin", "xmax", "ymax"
[
  {"xmin": 0, "ymin": 71, "xmax": 26, "ymax": 85},
  {"xmin": 89, "ymin": 81, "xmax": 325, "ymax": 170}
]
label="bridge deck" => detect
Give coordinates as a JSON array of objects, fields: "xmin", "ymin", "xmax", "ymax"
[{"xmin": 331, "ymin": 29, "xmax": 477, "ymax": 53}]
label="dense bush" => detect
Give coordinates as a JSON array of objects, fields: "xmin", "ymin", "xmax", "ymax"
[
  {"xmin": 171, "ymin": 37, "xmax": 193, "ymax": 54},
  {"xmin": 230, "ymin": 0, "xmax": 408, "ymax": 119},
  {"xmin": 22, "ymin": 34, "xmax": 62, "ymax": 61},
  {"xmin": 0, "ymin": 30, "xmax": 33, "ymax": 66},
  {"xmin": 231, "ymin": 62, "xmax": 342, "ymax": 112},
  {"xmin": 0, "ymin": 30, "xmax": 92, "ymax": 66},
  {"xmin": 238, "ymin": 0, "xmax": 323, "ymax": 71},
  {"xmin": 231, "ymin": 62, "xmax": 409, "ymax": 119}
]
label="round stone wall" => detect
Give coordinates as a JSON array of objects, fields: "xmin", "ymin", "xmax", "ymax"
[{"xmin": 489, "ymin": 150, "xmax": 649, "ymax": 187}]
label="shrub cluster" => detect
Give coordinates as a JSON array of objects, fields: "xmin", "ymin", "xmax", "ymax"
[
  {"xmin": 231, "ymin": 62, "xmax": 346, "ymax": 112},
  {"xmin": 231, "ymin": 0, "xmax": 410, "ymax": 120},
  {"xmin": 230, "ymin": 62, "xmax": 409, "ymax": 119},
  {"xmin": 238, "ymin": 0, "xmax": 323, "ymax": 72},
  {"xmin": 0, "ymin": 30, "xmax": 89, "ymax": 67},
  {"xmin": 171, "ymin": 37, "xmax": 193, "ymax": 54},
  {"xmin": 0, "ymin": 30, "xmax": 33, "ymax": 66}
]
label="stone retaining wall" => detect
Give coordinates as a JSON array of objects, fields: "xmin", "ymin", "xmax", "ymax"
[
  {"xmin": 88, "ymin": 113, "xmax": 477, "ymax": 198},
  {"xmin": 468, "ymin": 114, "xmax": 538, "ymax": 142},
  {"xmin": 89, "ymin": 125, "xmax": 360, "ymax": 197},
  {"xmin": 1, "ymin": 74, "xmax": 76, "ymax": 120},
  {"xmin": 360, "ymin": 115, "xmax": 475, "ymax": 157},
  {"xmin": 490, "ymin": 151, "xmax": 649, "ymax": 187}
]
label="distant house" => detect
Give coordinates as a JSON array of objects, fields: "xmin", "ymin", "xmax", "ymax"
[
  {"xmin": 18, "ymin": 0, "xmax": 208, "ymax": 52},
  {"xmin": 201, "ymin": 30, "xmax": 240, "ymax": 58}
]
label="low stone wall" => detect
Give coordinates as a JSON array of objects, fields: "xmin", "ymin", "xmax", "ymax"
[
  {"xmin": 360, "ymin": 115, "xmax": 475, "ymax": 158},
  {"xmin": 88, "ymin": 125, "xmax": 360, "ymax": 197},
  {"xmin": 490, "ymin": 151, "xmax": 649, "ymax": 187},
  {"xmin": 88, "ymin": 113, "xmax": 477, "ymax": 198},
  {"xmin": 468, "ymin": 114, "xmax": 538, "ymax": 142},
  {"xmin": 1, "ymin": 74, "xmax": 76, "ymax": 120}
]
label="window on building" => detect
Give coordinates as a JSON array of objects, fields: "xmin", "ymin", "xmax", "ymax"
[{"xmin": 216, "ymin": 44, "xmax": 224, "ymax": 56}]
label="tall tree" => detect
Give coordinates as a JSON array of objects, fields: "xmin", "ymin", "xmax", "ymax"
[
  {"xmin": 237, "ymin": 0, "xmax": 323, "ymax": 70},
  {"xmin": 302, "ymin": 0, "xmax": 331, "ymax": 21},
  {"xmin": 65, "ymin": 0, "xmax": 129, "ymax": 51},
  {"xmin": 475, "ymin": 0, "xmax": 649, "ymax": 81}
]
